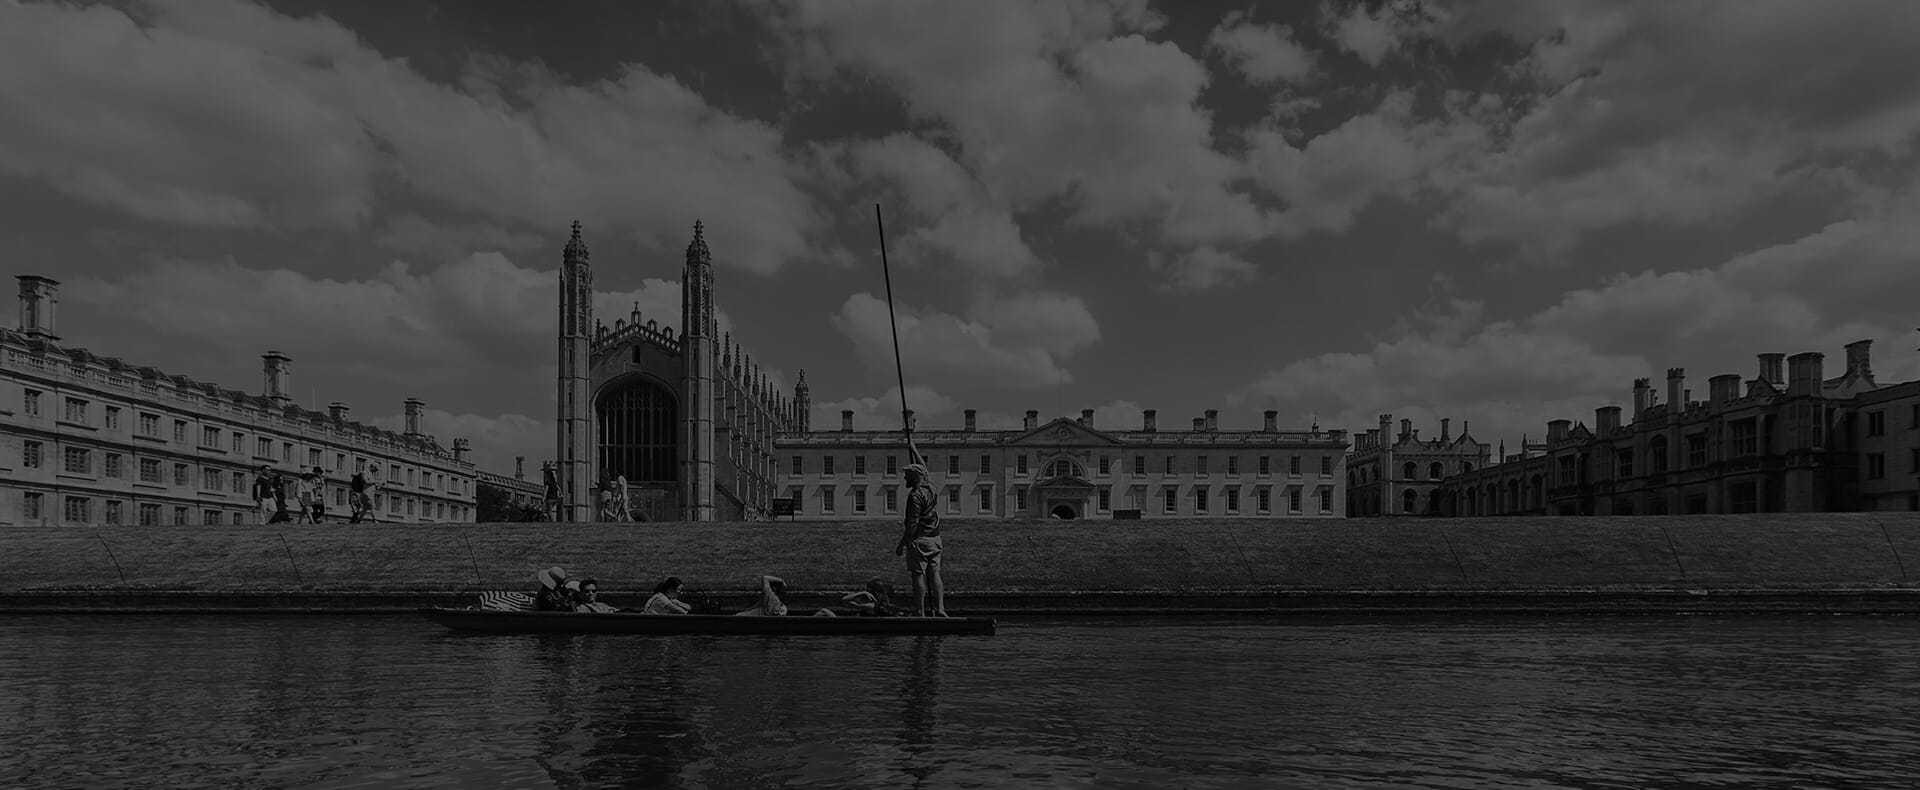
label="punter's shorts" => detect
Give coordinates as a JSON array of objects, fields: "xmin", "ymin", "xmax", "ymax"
[{"xmin": 905, "ymin": 535, "xmax": 943, "ymax": 575}]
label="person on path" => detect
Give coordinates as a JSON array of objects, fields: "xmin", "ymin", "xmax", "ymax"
[
  {"xmin": 252, "ymin": 465, "xmax": 276, "ymax": 525},
  {"xmin": 895, "ymin": 457, "xmax": 947, "ymax": 618}
]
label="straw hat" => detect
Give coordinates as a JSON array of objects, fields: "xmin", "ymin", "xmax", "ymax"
[{"xmin": 537, "ymin": 566, "xmax": 568, "ymax": 590}]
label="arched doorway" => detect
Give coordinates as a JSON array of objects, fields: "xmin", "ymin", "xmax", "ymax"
[
  {"xmin": 1050, "ymin": 504, "xmax": 1077, "ymax": 520},
  {"xmin": 597, "ymin": 376, "xmax": 678, "ymax": 520}
]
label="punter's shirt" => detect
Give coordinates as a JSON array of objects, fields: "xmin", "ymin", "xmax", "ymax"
[{"xmin": 905, "ymin": 482, "xmax": 940, "ymax": 539}]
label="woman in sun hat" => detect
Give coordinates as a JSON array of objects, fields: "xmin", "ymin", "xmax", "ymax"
[{"xmin": 535, "ymin": 566, "xmax": 572, "ymax": 611}]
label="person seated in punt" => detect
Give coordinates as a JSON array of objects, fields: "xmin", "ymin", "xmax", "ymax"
[
  {"xmin": 573, "ymin": 578, "xmax": 620, "ymax": 613},
  {"xmin": 734, "ymin": 575, "xmax": 788, "ymax": 616},
  {"xmin": 643, "ymin": 577, "xmax": 693, "ymax": 615},
  {"xmin": 841, "ymin": 578, "xmax": 907, "ymax": 617},
  {"xmin": 535, "ymin": 566, "xmax": 572, "ymax": 611}
]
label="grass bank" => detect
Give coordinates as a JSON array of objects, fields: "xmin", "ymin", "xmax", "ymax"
[{"xmin": 6, "ymin": 514, "xmax": 1919, "ymax": 600}]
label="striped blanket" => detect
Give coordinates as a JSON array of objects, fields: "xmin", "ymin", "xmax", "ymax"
[{"xmin": 478, "ymin": 591, "xmax": 535, "ymax": 611}]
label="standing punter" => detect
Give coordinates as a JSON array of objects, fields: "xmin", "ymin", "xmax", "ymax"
[{"xmin": 895, "ymin": 453, "xmax": 947, "ymax": 617}]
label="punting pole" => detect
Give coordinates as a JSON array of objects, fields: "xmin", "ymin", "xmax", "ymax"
[{"xmin": 875, "ymin": 204, "xmax": 913, "ymax": 456}]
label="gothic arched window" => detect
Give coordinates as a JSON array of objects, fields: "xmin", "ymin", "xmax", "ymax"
[{"xmin": 598, "ymin": 378, "xmax": 678, "ymax": 484}]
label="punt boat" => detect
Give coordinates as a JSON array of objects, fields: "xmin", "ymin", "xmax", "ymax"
[{"xmin": 419, "ymin": 607, "xmax": 996, "ymax": 635}]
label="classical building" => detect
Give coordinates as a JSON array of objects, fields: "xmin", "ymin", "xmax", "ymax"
[
  {"xmin": 476, "ymin": 456, "xmax": 551, "ymax": 521},
  {"xmin": 1344, "ymin": 414, "xmax": 1490, "ymax": 516},
  {"xmin": 554, "ymin": 222, "xmax": 802, "ymax": 522},
  {"xmin": 2, "ymin": 276, "xmax": 480, "ymax": 527},
  {"xmin": 1435, "ymin": 341, "xmax": 1914, "ymax": 516},
  {"xmin": 773, "ymin": 407, "xmax": 1350, "ymax": 520}
]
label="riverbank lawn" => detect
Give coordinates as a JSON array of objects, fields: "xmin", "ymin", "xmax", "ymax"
[{"xmin": 7, "ymin": 514, "xmax": 1920, "ymax": 593}]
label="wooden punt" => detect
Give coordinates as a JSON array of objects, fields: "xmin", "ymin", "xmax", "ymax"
[{"xmin": 419, "ymin": 607, "xmax": 996, "ymax": 635}]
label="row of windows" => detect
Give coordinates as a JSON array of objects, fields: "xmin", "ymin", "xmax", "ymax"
[
  {"xmin": 788, "ymin": 452, "xmax": 1337, "ymax": 478},
  {"xmin": 785, "ymin": 483, "xmax": 1337, "ymax": 516},
  {"xmin": 21, "ymin": 390, "xmax": 462, "ymax": 494},
  {"xmin": 1863, "ymin": 405, "xmax": 1920, "ymax": 437},
  {"xmin": 1354, "ymin": 460, "xmax": 1478, "ymax": 485},
  {"xmin": 1863, "ymin": 449, "xmax": 1920, "ymax": 480},
  {"xmin": 19, "ymin": 492, "xmax": 469, "ymax": 524},
  {"xmin": 18, "ymin": 441, "xmax": 469, "ymax": 496}
]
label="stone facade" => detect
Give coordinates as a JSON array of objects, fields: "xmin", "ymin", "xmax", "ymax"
[
  {"xmin": 773, "ymin": 408, "xmax": 1350, "ymax": 521},
  {"xmin": 2, "ymin": 277, "xmax": 479, "ymax": 526},
  {"xmin": 1435, "ymin": 341, "xmax": 1914, "ymax": 516},
  {"xmin": 1344, "ymin": 414, "xmax": 1490, "ymax": 516}
]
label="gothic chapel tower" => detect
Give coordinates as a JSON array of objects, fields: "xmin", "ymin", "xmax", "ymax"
[
  {"xmin": 681, "ymin": 221, "xmax": 717, "ymax": 521},
  {"xmin": 556, "ymin": 221, "xmax": 595, "ymax": 521}
]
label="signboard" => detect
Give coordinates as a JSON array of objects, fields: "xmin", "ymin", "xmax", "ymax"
[
  {"xmin": 1112, "ymin": 509, "xmax": 1142, "ymax": 520},
  {"xmin": 771, "ymin": 498, "xmax": 798, "ymax": 519}
]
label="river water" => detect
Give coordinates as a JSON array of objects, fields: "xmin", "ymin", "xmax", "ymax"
[{"xmin": 2, "ymin": 614, "xmax": 1917, "ymax": 789}]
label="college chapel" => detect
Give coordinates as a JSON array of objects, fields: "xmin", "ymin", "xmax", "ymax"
[{"xmin": 554, "ymin": 221, "xmax": 807, "ymax": 522}]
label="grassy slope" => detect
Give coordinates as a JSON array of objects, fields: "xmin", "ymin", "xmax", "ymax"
[{"xmin": 6, "ymin": 513, "xmax": 1920, "ymax": 593}]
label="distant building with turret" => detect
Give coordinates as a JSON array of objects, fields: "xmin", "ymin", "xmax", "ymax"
[
  {"xmin": 1344, "ymin": 415, "xmax": 1490, "ymax": 516},
  {"xmin": 554, "ymin": 222, "xmax": 802, "ymax": 522}
]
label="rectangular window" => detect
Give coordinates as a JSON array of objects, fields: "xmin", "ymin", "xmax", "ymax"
[
  {"xmin": 203, "ymin": 468, "xmax": 221, "ymax": 491},
  {"xmin": 283, "ymin": 442, "xmax": 293, "ymax": 462},
  {"xmin": 1258, "ymin": 487, "xmax": 1272, "ymax": 513},
  {"xmin": 173, "ymin": 506, "xmax": 188, "ymax": 525},
  {"xmin": 824, "ymin": 456, "xmax": 835, "ymax": 476},
  {"xmin": 1163, "ymin": 486, "xmax": 1178, "ymax": 514},
  {"xmin": 232, "ymin": 471, "xmax": 245, "ymax": 491},
  {"xmin": 979, "ymin": 455, "xmax": 991, "ymax": 475},
  {"xmin": 1320, "ymin": 456, "xmax": 1333, "ymax": 476},
  {"xmin": 258, "ymin": 438, "xmax": 273, "ymax": 457},
  {"xmin": 202, "ymin": 426, "xmax": 219, "ymax": 447},
  {"xmin": 232, "ymin": 433, "xmax": 244, "ymax": 453},
  {"xmin": 1197, "ymin": 456, "xmax": 1210, "ymax": 476},
  {"xmin": 336, "ymin": 453, "xmax": 346, "ymax": 472},
  {"xmin": 173, "ymin": 420, "xmax": 187, "ymax": 442},
  {"xmin": 1226, "ymin": 456, "xmax": 1238, "ymax": 476},
  {"xmin": 821, "ymin": 485, "xmax": 836, "ymax": 513},
  {"xmin": 1259, "ymin": 455, "xmax": 1271, "ymax": 476},
  {"xmin": 1868, "ymin": 453, "xmax": 1886, "ymax": 480},
  {"xmin": 1195, "ymin": 486, "xmax": 1209, "ymax": 513},
  {"xmin": 105, "ymin": 453, "xmax": 123, "ymax": 478},
  {"xmin": 1015, "ymin": 488, "xmax": 1027, "ymax": 512},
  {"xmin": 104, "ymin": 501, "xmax": 123, "ymax": 526},
  {"xmin": 1687, "ymin": 434, "xmax": 1707, "ymax": 467},
  {"xmin": 1289, "ymin": 455, "xmax": 1302, "ymax": 476},
  {"xmin": 1164, "ymin": 456, "xmax": 1174, "ymax": 475},
  {"xmin": 205, "ymin": 509, "xmax": 222, "ymax": 525},
  {"xmin": 1017, "ymin": 455, "xmax": 1029, "ymax": 475},
  {"xmin": 1289, "ymin": 488, "xmax": 1302, "ymax": 513},
  {"xmin": 140, "ymin": 458, "xmax": 161, "ymax": 483},
  {"xmin": 854, "ymin": 455, "xmax": 867, "ymax": 475},
  {"xmin": 139, "ymin": 503, "xmax": 160, "ymax": 526},
  {"xmin": 308, "ymin": 449, "xmax": 322, "ymax": 468},
  {"xmin": 65, "ymin": 397, "xmax": 89, "ymax": 424},
  {"xmin": 1133, "ymin": 455, "xmax": 1146, "ymax": 475},
  {"xmin": 24, "ymin": 492, "xmax": 44, "ymax": 520},
  {"xmin": 1868, "ymin": 411, "xmax": 1886, "ymax": 437},
  {"xmin": 1912, "ymin": 448, "xmax": 1920, "ymax": 473},
  {"xmin": 139, "ymin": 413, "xmax": 159, "ymax": 437},
  {"xmin": 946, "ymin": 485, "xmax": 960, "ymax": 513},
  {"xmin": 1617, "ymin": 449, "xmax": 1634, "ymax": 478},
  {"xmin": 105, "ymin": 406, "xmax": 121, "ymax": 430},
  {"xmin": 884, "ymin": 486, "xmax": 898, "ymax": 513},
  {"xmin": 24, "ymin": 440, "xmax": 42, "ymax": 469},
  {"xmin": 1099, "ymin": 487, "xmax": 1111, "ymax": 511},
  {"xmin": 853, "ymin": 487, "xmax": 868, "ymax": 513},
  {"xmin": 1319, "ymin": 486, "xmax": 1335, "ymax": 513},
  {"xmin": 790, "ymin": 455, "xmax": 802, "ymax": 475},
  {"xmin": 65, "ymin": 496, "xmax": 92, "ymax": 523},
  {"xmin": 978, "ymin": 486, "xmax": 994, "ymax": 513},
  {"xmin": 174, "ymin": 463, "xmax": 189, "ymax": 485},
  {"xmin": 1225, "ymin": 487, "xmax": 1239, "ymax": 512},
  {"xmin": 63, "ymin": 446, "xmax": 91, "ymax": 475},
  {"xmin": 947, "ymin": 455, "xmax": 960, "ymax": 476},
  {"xmin": 884, "ymin": 455, "xmax": 897, "ymax": 475},
  {"xmin": 24, "ymin": 390, "xmax": 41, "ymax": 417},
  {"xmin": 1098, "ymin": 456, "xmax": 1111, "ymax": 476},
  {"xmin": 1731, "ymin": 419, "xmax": 1758, "ymax": 457}
]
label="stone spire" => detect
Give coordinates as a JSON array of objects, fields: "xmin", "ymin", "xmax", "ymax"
[{"xmin": 686, "ymin": 219, "xmax": 711, "ymax": 266}]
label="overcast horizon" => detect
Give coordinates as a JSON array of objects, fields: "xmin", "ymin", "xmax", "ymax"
[{"xmin": 6, "ymin": 0, "xmax": 1920, "ymax": 475}]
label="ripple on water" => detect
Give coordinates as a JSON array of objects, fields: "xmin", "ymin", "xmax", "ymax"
[{"xmin": 3, "ymin": 614, "xmax": 1920, "ymax": 788}]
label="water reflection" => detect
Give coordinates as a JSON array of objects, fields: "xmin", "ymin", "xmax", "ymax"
[{"xmin": 3, "ymin": 615, "xmax": 1920, "ymax": 789}]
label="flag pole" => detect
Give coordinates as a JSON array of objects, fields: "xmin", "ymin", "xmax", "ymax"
[{"xmin": 874, "ymin": 204, "xmax": 915, "ymax": 463}]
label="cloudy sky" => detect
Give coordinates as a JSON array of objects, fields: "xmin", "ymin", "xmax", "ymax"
[{"xmin": 7, "ymin": 0, "xmax": 1920, "ymax": 475}]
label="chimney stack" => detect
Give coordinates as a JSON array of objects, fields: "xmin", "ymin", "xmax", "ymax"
[
  {"xmin": 1263, "ymin": 410, "xmax": 1278, "ymax": 432},
  {"xmin": 1632, "ymin": 378, "xmax": 1651, "ymax": 419},
  {"xmin": 1143, "ymin": 409, "xmax": 1157, "ymax": 432},
  {"xmin": 1379, "ymin": 413, "xmax": 1392, "ymax": 444},
  {"xmin": 1758, "ymin": 353, "xmax": 1785, "ymax": 387},
  {"xmin": 403, "ymin": 398, "xmax": 425, "ymax": 436},
  {"xmin": 1666, "ymin": 368, "xmax": 1685, "ymax": 412},
  {"xmin": 1024, "ymin": 410, "xmax": 1038, "ymax": 430},
  {"xmin": 1399, "ymin": 418, "xmax": 1412, "ymax": 441},
  {"xmin": 327, "ymin": 402, "xmax": 349, "ymax": 421},
  {"xmin": 1709, "ymin": 373, "xmax": 1741, "ymax": 403},
  {"xmin": 15, "ymin": 275, "xmax": 59, "ymax": 342},
  {"xmin": 263, "ymin": 351, "xmax": 293, "ymax": 406},
  {"xmin": 1080, "ymin": 408, "xmax": 1094, "ymax": 426},
  {"xmin": 1548, "ymin": 419, "xmax": 1571, "ymax": 442},
  {"xmin": 452, "ymin": 438, "xmax": 470, "ymax": 463},
  {"xmin": 1440, "ymin": 418, "xmax": 1451, "ymax": 441},
  {"xmin": 1595, "ymin": 406, "xmax": 1621, "ymax": 434},
  {"xmin": 1192, "ymin": 417, "xmax": 1205, "ymax": 431},
  {"xmin": 1204, "ymin": 409, "xmax": 1218, "ymax": 431},
  {"xmin": 515, "ymin": 456, "xmax": 526, "ymax": 480},
  {"xmin": 1845, "ymin": 339, "xmax": 1874, "ymax": 379},
  {"xmin": 841, "ymin": 410, "xmax": 854, "ymax": 432},
  {"xmin": 964, "ymin": 409, "xmax": 976, "ymax": 432},
  {"xmin": 1786, "ymin": 352, "xmax": 1825, "ymax": 397}
]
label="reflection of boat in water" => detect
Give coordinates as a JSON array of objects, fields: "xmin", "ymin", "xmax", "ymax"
[{"xmin": 419, "ymin": 607, "xmax": 996, "ymax": 635}]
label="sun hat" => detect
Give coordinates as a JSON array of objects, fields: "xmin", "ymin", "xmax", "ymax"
[{"xmin": 537, "ymin": 566, "xmax": 568, "ymax": 589}]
